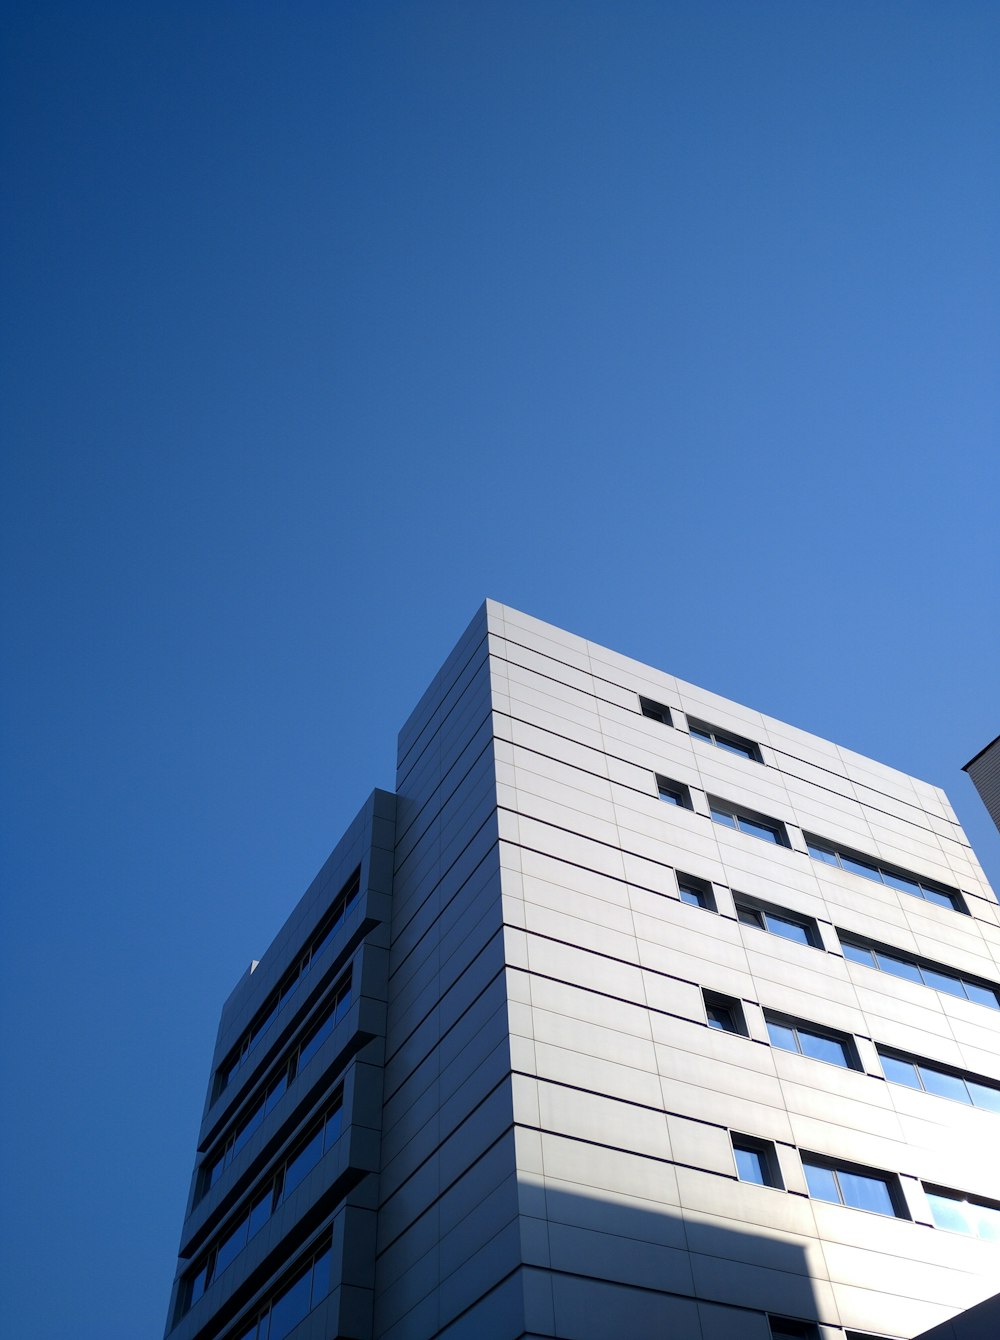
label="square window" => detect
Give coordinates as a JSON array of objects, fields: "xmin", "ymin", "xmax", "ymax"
[
  {"xmin": 733, "ymin": 1137, "xmax": 782, "ymax": 1187},
  {"xmin": 677, "ymin": 873, "xmax": 715, "ymax": 910},
  {"xmin": 704, "ymin": 991, "xmax": 747, "ymax": 1035},
  {"xmin": 640, "ymin": 697, "xmax": 672, "ymax": 726},
  {"xmin": 657, "ymin": 776, "xmax": 692, "ymax": 809}
]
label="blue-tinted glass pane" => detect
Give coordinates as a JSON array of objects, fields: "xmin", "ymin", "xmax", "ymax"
[
  {"xmin": 879, "ymin": 1054, "xmax": 921, "ymax": 1088},
  {"xmin": 767, "ymin": 1021, "xmax": 799, "ymax": 1053},
  {"xmin": 298, "ymin": 1010, "xmax": 335, "ymax": 1068},
  {"xmin": 716, "ymin": 736, "xmax": 754, "ymax": 759},
  {"xmin": 876, "ymin": 953, "xmax": 922, "ymax": 983},
  {"xmin": 335, "ymin": 986, "xmax": 352, "ymax": 1022},
  {"xmin": 324, "ymin": 1104, "xmax": 344, "ymax": 1151},
  {"xmin": 922, "ymin": 887, "xmax": 959, "ymax": 910},
  {"xmin": 248, "ymin": 1188, "xmax": 273, "ymax": 1237},
  {"xmin": 215, "ymin": 1215, "xmax": 249, "ymax": 1276},
  {"xmin": 841, "ymin": 855, "xmax": 881, "ymax": 883},
  {"xmin": 268, "ymin": 1266, "xmax": 312, "ymax": 1340},
  {"xmin": 711, "ymin": 807, "xmax": 737, "ymax": 828},
  {"xmin": 264, "ymin": 1070, "xmax": 288, "ymax": 1116},
  {"xmin": 248, "ymin": 1001, "xmax": 277, "ymax": 1048},
  {"xmin": 278, "ymin": 970, "xmax": 301, "ymax": 1003},
  {"xmin": 233, "ymin": 1100, "xmax": 265, "ymax": 1156},
  {"xmin": 881, "ymin": 870, "xmax": 922, "ymax": 896},
  {"xmin": 233, "ymin": 1325, "xmax": 258, "ymax": 1340},
  {"xmin": 766, "ymin": 914, "xmax": 812, "ymax": 947},
  {"xmin": 807, "ymin": 842, "xmax": 839, "ymax": 866},
  {"xmin": 837, "ymin": 1170, "xmax": 895, "ymax": 1216},
  {"xmin": 189, "ymin": 1261, "xmax": 209, "ymax": 1305},
  {"xmin": 310, "ymin": 1246, "xmax": 333, "ymax": 1307},
  {"xmin": 964, "ymin": 982, "xmax": 1000, "ymax": 1010},
  {"xmin": 206, "ymin": 1154, "xmax": 224, "ymax": 1189},
  {"xmin": 738, "ymin": 816, "xmax": 781, "ymax": 843},
  {"xmin": 282, "ymin": 1128, "xmax": 324, "ymax": 1200},
  {"xmin": 919, "ymin": 1067, "xmax": 972, "ymax": 1104},
  {"xmin": 734, "ymin": 1146, "xmax": 767, "ymax": 1184},
  {"xmin": 689, "ymin": 724, "xmax": 710, "ymax": 740},
  {"xmin": 311, "ymin": 921, "xmax": 334, "ymax": 958},
  {"xmin": 803, "ymin": 1162, "xmax": 839, "ymax": 1203},
  {"xmin": 798, "ymin": 1030, "xmax": 849, "ymax": 1067},
  {"xmin": 974, "ymin": 1204, "xmax": 1000, "ymax": 1242},
  {"xmin": 679, "ymin": 886, "xmax": 706, "ymax": 907},
  {"xmin": 841, "ymin": 941, "xmax": 875, "ymax": 967},
  {"xmin": 967, "ymin": 1080, "xmax": 1000, "ymax": 1112},
  {"xmin": 659, "ymin": 787, "xmax": 683, "ymax": 805},
  {"xmin": 927, "ymin": 1191, "xmax": 972, "ymax": 1234},
  {"xmin": 921, "ymin": 968, "xmax": 966, "ymax": 998},
  {"xmin": 738, "ymin": 906, "xmax": 765, "ymax": 930},
  {"xmin": 707, "ymin": 1005, "xmax": 736, "ymax": 1031}
]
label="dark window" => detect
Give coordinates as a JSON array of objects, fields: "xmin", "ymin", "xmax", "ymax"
[
  {"xmin": 688, "ymin": 717, "xmax": 761, "ymax": 762},
  {"xmin": 183, "ymin": 1097, "xmax": 343, "ymax": 1316},
  {"xmin": 710, "ymin": 799, "xmax": 787, "ymax": 846},
  {"xmin": 640, "ymin": 697, "xmax": 673, "ymax": 726},
  {"xmin": 677, "ymin": 872, "xmax": 715, "ymax": 910},
  {"xmin": 803, "ymin": 1157, "xmax": 902, "ymax": 1217},
  {"xmin": 704, "ymin": 991, "xmax": 747, "ymax": 1035},
  {"xmin": 838, "ymin": 933, "xmax": 1000, "ymax": 1010},
  {"xmin": 766, "ymin": 1015, "xmax": 856, "ymax": 1069},
  {"xmin": 735, "ymin": 898, "xmax": 818, "ymax": 949},
  {"xmin": 925, "ymin": 1187, "xmax": 1000, "ymax": 1241},
  {"xmin": 733, "ymin": 1136, "xmax": 782, "ymax": 1187},
  {"xmin": 656, "ymin": 776, "xmax": 692, "ymax": 809},
  {"xmin": 806, "ymin": 837, "xmax": 965, "ymax": 913},
  {"xmin": 769, "ymin": 1318, "xmax": 819, "ymax": 1339},
  {"xmin": 215, "ymin": 869, "xmax": 361, "ymax": 1096}
]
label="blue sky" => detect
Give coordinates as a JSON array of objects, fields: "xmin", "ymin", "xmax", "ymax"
[{"xmin": 2, "ymin": 3, "xmax": 998, "ymax": 1336}]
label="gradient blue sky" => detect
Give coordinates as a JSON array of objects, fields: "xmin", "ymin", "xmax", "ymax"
[{"xmin": 2, "ymin": 4, "xmax": 998, "ymax": 1336}]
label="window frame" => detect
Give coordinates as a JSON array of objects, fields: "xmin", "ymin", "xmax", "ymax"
[
  {"xmin": 656, "ymin": 775, "xmax": 693, "ymax": 810},
  {"xmin": 709, "ymin": 798, "xmax": 789, "ymax": 847},
  {"xmin": 765, "ymin": 1012, "xmax": 859, "ymax": 1070},
  {"xmin": 676, "ymin": 872, "xmax": 716, "ymax": 911},
  {"xmin": 639, "ymin": 696, "xmax": 673, "ymax": 726},
  {"xmin": 734, "ymin": 896, "xmax": 820, "ymax": 950},
  {"xmin": 838, "ymin": 932, "xmax": 1000, "ymax": 1011},
  {"xmin": 732, "ymin": 1134, "xmax": 783, "ymax": 1188},
  {"xmin": 688, "ymin": 716, "xmax": 762, "ymax": 762},
  {"xmin": 704, "ymin": 990, "xmax": 748, "ymax": 1036},
  {"xmin": 805, "ymin": 836, "xmax": 966, "ymax": 914},
  {"xmin": 924, "ymin": 1184, "xmax": 1000, "ymax": 1241},
  {"xmin": 802, "ymin": 1154, "xmax": 906, "ymax": 1219},
  {"xmin": 877, "ymin": 1046, "xmax": 1000, "ymax": 1111}
]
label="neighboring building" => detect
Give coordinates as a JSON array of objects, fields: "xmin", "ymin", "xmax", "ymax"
[
  {"xmin": 963, "ymin": 735, "xmax": 1000, "ymax": 834},
  {"xmin": 164, "ymin": 602, "xmax": 1000, "ymax": 1340}
]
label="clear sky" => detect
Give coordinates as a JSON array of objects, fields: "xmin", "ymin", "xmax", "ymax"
[{"xmin": 2, "ymin": 3, "xmax": 998, "ymax": 1336}]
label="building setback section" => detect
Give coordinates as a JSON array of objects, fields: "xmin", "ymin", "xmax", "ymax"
[{"xmin": 165, "ymin": 601, "xmax": 1000, "ymax": 1340}]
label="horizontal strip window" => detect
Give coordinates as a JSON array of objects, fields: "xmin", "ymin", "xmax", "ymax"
[
  {"xmin": 802, "ymin": 1155, "xmax": 906, "ymax": 1218},
  {"xmin": 806, "ymin": 836, "xmax": 965, "ymax": 913},
  {"xmin": 639, "ymin": 696, "xmax": 673, "ymax": 726},
  {"xmin": 839, "ymin": 934, "xmax": 1000, "ymax": 1010},
  {"xmin": 184, "ymin": 1095, "xmax": 343, "ymax": 1315},
  {"xmin": 199, "ymin": 974, "xmax": 352, "ymax": 1197},
  {"xmin": 688, "ymin": 717, "xmax": 761, "ymax": 762},
  {"xmin": 710, "ymin": 798, "xmax": 788, "ymax": 846},
  {"xmin": 766, "ymin": 1013, "xmax": 858, "ymax": 1069},
  {"xmin": 230, "ymin": 1237, "xmax": 333, "ymax": 1340},
  {"xmin": 924, "ymin": 1185, "xmax": 1000, "ymax": 1241},
  {"xmin": 735, "ymin": 897, "xmax": 820, "ymax": 949},
  {"xmin": 878, "ymin": 1047, "xmax": 1000, "ymax": 1112},
  {"xmin": 769, "ymin": 1319, "xmax": 819, "ymax": 1340},
  {"xmin": 216, "ymin": 868, "xmax": 361, "ymax": 1097},
  {"xmin": 656, "ymin": 775, "xmax": 693, "ymax": 809}
]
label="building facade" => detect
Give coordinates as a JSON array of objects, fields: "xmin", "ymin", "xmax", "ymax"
[
  {"xmin": 964, "ymin": 735, "xmax": 1000, "ymax": 835},
  {"xmin": 165, "ymin": 602, "xmax": 1000, "ymax": 1340}
]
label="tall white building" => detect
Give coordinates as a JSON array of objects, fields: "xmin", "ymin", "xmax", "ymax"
[{"xmin": 165, "ymin": 603, "xmax": 1000, "ymax": 1340}]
